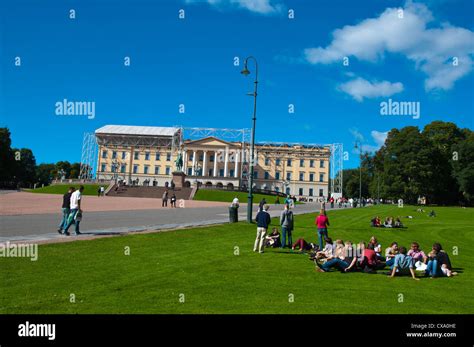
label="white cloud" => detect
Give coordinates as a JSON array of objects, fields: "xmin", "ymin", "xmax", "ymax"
[
  {"xmin": 338, "ymin": 77, "xmax": 404, "ymax": 101},
  {"xmin": 371, "ymin": 130, "xmax": 388, "ymax": 147},
  {"xmin": 186, "ymin": 0, "xmax": 284, "ymax": 14},
  {"xmin": 350, "ymin": 129, "xmax": 388, "ymax": 153},
  {"xmin": 304, "ymin": 2, "xmax": 474, "ymax": 91}
]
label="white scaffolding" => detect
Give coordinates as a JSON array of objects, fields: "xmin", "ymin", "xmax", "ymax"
[
  {"xmin": 330, "ymin": 143, "xmax": 343, "ymax": 196},
  {"xmin": 79, "ymin": 132, "xmax": 98, "ymax": 180}
]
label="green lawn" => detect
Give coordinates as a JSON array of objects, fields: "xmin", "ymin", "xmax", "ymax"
[
  {"xmin": 1, "ymin": 205, "xmax": 473, "ymax": 314},
  {"xmin": 27, "ymin": 184, "xmax": 103, "ymax": 196},
  {"xmin": 194, "ymin": 188, "xmax": 291, "ymax": 204}
]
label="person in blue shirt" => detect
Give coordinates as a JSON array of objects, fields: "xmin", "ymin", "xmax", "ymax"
[{"xmin": 389, "ymin": 246, "xmax": 419, "ymax": 280}]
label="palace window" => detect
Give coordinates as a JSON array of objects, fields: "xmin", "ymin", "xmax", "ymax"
[
  {"xmin": 155, "ymin": 153, "xmax": 160, "ymax": 161},
  {"xmin": 145, "ymin": 152, "xmax": 150, "ymax": 161},
  {"xmin": 287, "ymin": 159, "xmax": 292, "ymax": 167},
  {"xmin": 309, "ymin": 173, "xmax": 314, "ymax": 182},
  {"xmin": 320, "ymin": 160, "xmax": 325, "ymax": 168},
  {"xmin": 133, "ymin": 165, "xmax": 138, "ymax": 174},
  {"xmin": 122, "ymin": 151, "xmax": 126, "ymax": 160},
  {"xmin": 319, "ymin": 173, "xmax": 325, "ymax": 182},
  {"xmin": 299, "ymin": 172, "xmax": 304, "ymax": 181},
  {"xmin": 112, "ymin": 151, "xmax": 117, "ymax": 159},
  {"xmin": 102, "ymin": 150, "xmax": 107, "ymax": 159},
  {"xmin": 155, "ymin": 166, "xmax": 160, "ymax": 175},
  {"xmin": 275, "ymin": 171, "xmax": 281, "ymax": 180},
  {"xmin": 134, "ymin": 152, "xmax": 139, "ymax": 160},
  {"xmin": 264, "ymin": 171, "xmax": 269, "ymax": 180},
  {"xmin": 300, "ymin": 159, "xmax": 305, "ymax": 167},
  {"xmin": 166, "ymin": 153, "xmax": 171, "ymax": 161},
  {"xmin": 309, "ymin": 160, "xmax": 314, "ymax": 168}
]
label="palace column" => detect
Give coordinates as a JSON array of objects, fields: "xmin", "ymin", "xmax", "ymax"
[
  {"xmin": 234, "ymin": 150, "xmax": 239, "ymax": 178},
  {"xmin": 191, "ymin": 150, "xmax": 197, "ymax": 176},
  {"xmin": 202, "ymin": 150, "xmax": 208, "ymax": 177},
  {"xmin": 213, "ymin": 151, "xmax": 218, "ymax": 177},
  {"xmin": 224, "ymin": 147, "xmax": 229, "ymax": 177},
  {"xmin": 183, "ymin": 151, "xmax": 187, "ymax": 172}
]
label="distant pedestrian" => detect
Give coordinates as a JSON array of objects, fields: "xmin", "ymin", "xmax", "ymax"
[
  {"xmin": 63, "ymin": 185, "xmax": 84, "ymax": 236},
  {"xmin": 258, "ymin": 198, "xmax": 267, "ymax": 212},
  {"xmin": 170, "ymin": 193, "xmax": 177, "ymax": 207},
  {"xmin": 57, "ymin": 187, "xmax": 75, "ymax": 234},
  {"xmin": 100, "ymin": 186, "xmax": 105, "ymax": 196},
  {"xmin": 253, "ymin": 205, "xmax": 271, "ymax": 254},
  {"xmin": 162, "ymin": 190, "xmax": 168, "ymax": 207},
  {"xmin": 97, "ymin": 187, "xmax": 101, "ymax": 197},
  {"xmin": 280, "ymin": 204, "xmax": 294, "ymax": 248}
]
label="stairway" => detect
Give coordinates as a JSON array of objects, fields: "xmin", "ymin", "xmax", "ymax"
[{"xmin": 107, "ymin": 185, "xmax": 194, "ymax": 200}]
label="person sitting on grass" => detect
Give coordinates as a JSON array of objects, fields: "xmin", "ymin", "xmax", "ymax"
[
  {"xmin": 316, "ymin": 241, "xmax": 358, "ymax": 273},
  {"xmin": 389, "ymin": 246, "xmax": 419, "ymax": 280},
  {"xmin": 265, "ymin": 227, "xmax": 281, "ymax": 248},
  {"xmin": 292, "ymin": 238, "xmax": 317, "ymax": 253},
  {"xmin": 394, "ymin": 217, "xmax": 404, "ymax": 228},
  {"xmin": 360, "ymin": 243, "xmax": 384, "ymax": 273},
  {"xmin": 383, "ymin": 216, "xmax": 393, "ymax": 228},
  {"xmin": 370, "ymin": 216, "xmax": 381, "ymax": 227},
  {"xmin": 425, "ymin": 243, "xmax": 457, "ymax": 278},
  {"xmin": 428, "ymin": 210, "xmax": 437, "ymax": 217},
  {"xmin": 384, "ymin": 242, "xmax": 399, "ymax": 268},
  {"xmin": 369, "ymin": 236, "xmax": 383, "ymax": 260},
  {"xmin": 315, "ymin": 237, "xmax": 334, "ymax": 261}
]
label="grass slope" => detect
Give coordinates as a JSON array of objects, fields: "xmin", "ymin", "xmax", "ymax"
[
  {"xmin": 27, "ymin": 184, "xmax": 103, "ymax": 196},
  {"xmin": 194, "ymin": 189, "xmax": 288, "ymax": 204},
  {"xmin": 1, "ymin": 205, "xmax": 473, "ymax": 314}
]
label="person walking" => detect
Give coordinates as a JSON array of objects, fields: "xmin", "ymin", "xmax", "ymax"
[
  {"xmin": 63, "ymin": 185, "xmax": 84, "ymax": 236},
  {"xmin": 100, "ymin": 185, "xmax": 105, "ymax": 196},
  {"xmin": 253, "ymin": 205, "xmax": 271, "ymax": 254},
  {"xmin": 315, "ymin": 209, "xmax": 330, "ymax": 249},
  {"xmin": 57, "ymin": 187, "xmax": 75, "ymax": 234},
  {"xmin": 162, "ymin": 190, "xmax": 168, "ymax": 207},
  {"xmin": 280, "ymin": 203, "xmax": 294, "ymax": 248}
]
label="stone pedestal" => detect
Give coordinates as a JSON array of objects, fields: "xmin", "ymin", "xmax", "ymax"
[{"xmin": 172, "ymin": 171, "xmax": 186, "ymax": 188}]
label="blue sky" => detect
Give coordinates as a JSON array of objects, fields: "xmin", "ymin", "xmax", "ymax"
[{"xmin": 1, "ymin": 0, "xmax": 473, "ymax": 169}]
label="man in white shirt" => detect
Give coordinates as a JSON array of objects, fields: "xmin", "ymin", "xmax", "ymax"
[{"xmin": 63, "ymin": 185, "xmax": 84, "ymax": 236}]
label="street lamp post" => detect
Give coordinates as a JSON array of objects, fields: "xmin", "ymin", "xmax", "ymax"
[
  {"xmin": 241, "ymin": 56, "xmax": 258, "ymax": 223},
  {"xmin": 354, "ymin": 141, "xmax": 362, "ymax": 206}
]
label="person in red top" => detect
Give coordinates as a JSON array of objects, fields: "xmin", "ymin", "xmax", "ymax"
[
  {"xmin": 361, "ymin": 243, "xmax": 384, "ymax": 273},
  {"xmin": 315, "ymin": 209, "xmax": 330, "ymax": 249}
]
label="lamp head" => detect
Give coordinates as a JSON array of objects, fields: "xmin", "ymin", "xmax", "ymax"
[{"xmin": 240, "ymin": 66, "xmax": 250, "ymax": 76}]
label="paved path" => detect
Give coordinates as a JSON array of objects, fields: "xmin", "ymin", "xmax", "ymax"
[
  {"xmin": 0, "ymin": 192, "xmax": 228, "ymax": 215},
  {"xmin": 0, "ymin": 192, "xmax": 347, "ymax": 243}
]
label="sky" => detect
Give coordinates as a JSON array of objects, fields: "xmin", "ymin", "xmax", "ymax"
[{"xmin": 1, "ymin": 0, "xmax": 473, "ymax": 169}]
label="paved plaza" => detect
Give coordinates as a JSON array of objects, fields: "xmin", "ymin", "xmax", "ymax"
[{"xmin": 0, "ymin": 192, "xmax": 329, "ymax": 243}]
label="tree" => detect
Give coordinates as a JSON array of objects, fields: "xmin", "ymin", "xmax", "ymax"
[
  {"xmin": 422, "ymin": 121, "xmax": 464, "ymax": 204},
  {"xmin": 0, "ymin": 128, "xmax": 16, "ymax": 184},
  {"xmin": 451, "ymin": 131, "xmax": 474, "ymax": 204},
  {"xmin": 70, "ymin": 162, "xmax": 81, "ymax": 179},
  {"xmin": 12, "ymin": 148, "xmax": 37, "ymax": 187},
  {"xmin": 36, "ymin": 163, "xmax": 56, "ymax": 186}
]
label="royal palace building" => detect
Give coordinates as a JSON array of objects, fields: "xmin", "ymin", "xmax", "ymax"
[{"xmin": 94, "ymin": 125, "xmax": 331, "ymax": 199}]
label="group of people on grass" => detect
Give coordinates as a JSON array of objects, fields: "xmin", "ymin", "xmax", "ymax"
[
  {"xmin": 370, "ymin": 216, "xmax": 404, "ymax": 228},
  {"xmin": 253, "ymin": 205, "xmax": 456, "ymax": 280}
]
